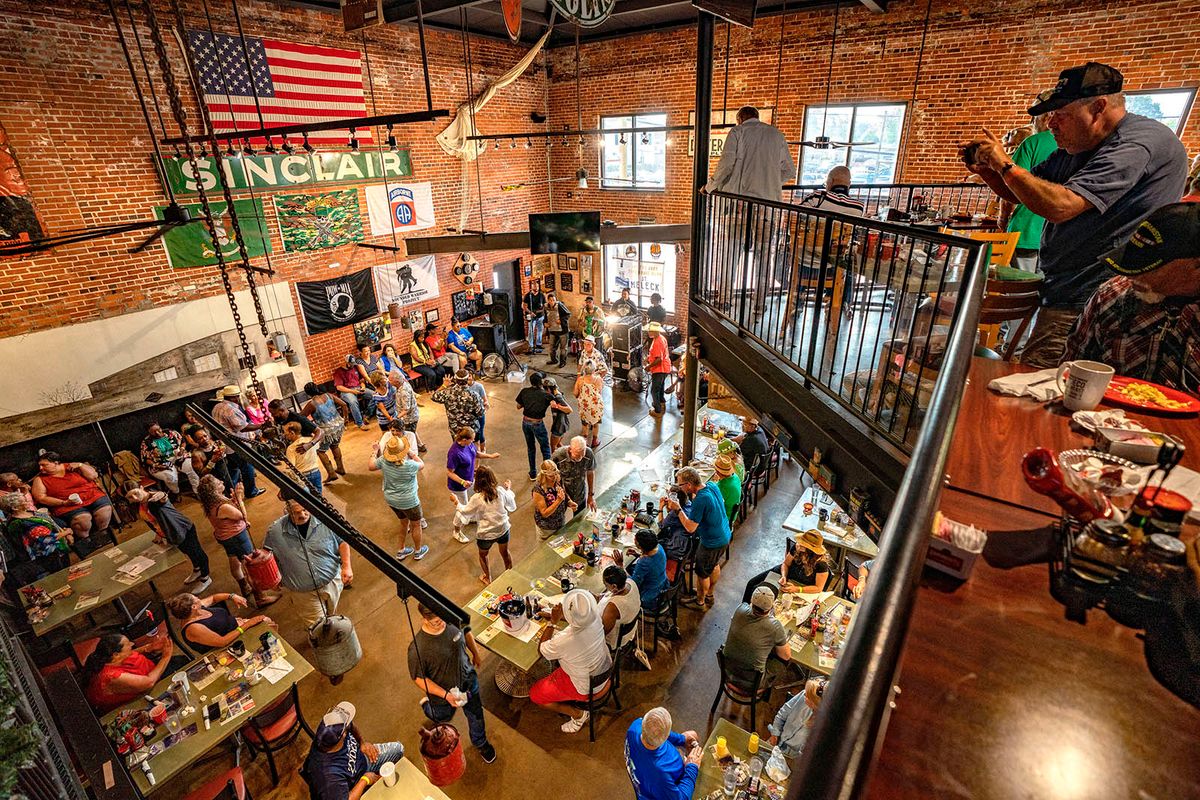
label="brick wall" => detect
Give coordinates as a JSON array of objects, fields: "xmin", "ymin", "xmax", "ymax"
[{"xmin": 0, "ymin": 0, "xmax": 550, "ymax": 383}]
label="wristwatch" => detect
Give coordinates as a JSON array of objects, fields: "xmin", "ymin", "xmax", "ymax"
[{"xmin": 1000, "ymin": 161, "xmax": 1016, "ymax": 176}]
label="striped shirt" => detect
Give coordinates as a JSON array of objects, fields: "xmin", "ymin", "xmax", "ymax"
[{"xmin": 797, "ymin": 187, "xmax": 866, "ymax": 216}]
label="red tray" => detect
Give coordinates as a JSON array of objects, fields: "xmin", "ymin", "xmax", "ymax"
[{"xmin": 1103, "ymin": 376, "xmax": 1200, "ymax": 415}]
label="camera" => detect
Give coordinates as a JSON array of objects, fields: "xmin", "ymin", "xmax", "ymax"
[{"xmin": 960, "ymin": 141, "xmax": 984, "ymax": 168}]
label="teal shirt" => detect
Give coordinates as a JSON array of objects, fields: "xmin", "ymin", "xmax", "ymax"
[
  {"xmin": 1006, "ymin": 129, "xmax": 1059, "ymax": 250},
  {"xmin": 376, "ymin": 456, "xmax": 421, "ymax": 510}
]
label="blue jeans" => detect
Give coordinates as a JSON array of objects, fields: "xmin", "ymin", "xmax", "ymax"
[
  {"xmin": 475, "ymin": 414, "xmax": 486, "ymax": 446},
  {"xmin": 521, "ymin": 419, "xmax": 551, "ymax": 476},
  {"xmin": 527, "ymin": 316, "xmax": 544, "ymax": 347},
  {"xmin": 303, "ymin": 469, "xmax": 322, "ymax": 495},
  {"xmin": 366, "ymin": 741, "xmax": 406, "ymax": 772},
  {"xmin": 422, "ymin": 674, "xmax": 489, "ymax": 748},
  {"xmin": 339, "ymin": 391, "xmax": 365, "ymax": 427}
]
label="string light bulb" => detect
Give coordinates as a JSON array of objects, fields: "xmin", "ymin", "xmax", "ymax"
[{"xmin": 524, "ymin": 138, "xmax": 532, "ymax": 149}]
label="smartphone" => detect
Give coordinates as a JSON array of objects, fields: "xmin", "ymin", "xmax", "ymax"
[{"xmin": 785, "ymin": 536, "xmax": 797, "ymax": 556}]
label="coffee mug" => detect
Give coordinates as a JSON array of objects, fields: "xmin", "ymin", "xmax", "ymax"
[
  {"xmin": 379, "ymin": 761, "xmax": 398, "ymax": 787},
  {"xmin": 228, "ymin": 641, "xmax": 247, "ymax": 658},
  {"xmin": 1056, "ymin": 360, "xmax": 1114, "ymax": 412}
]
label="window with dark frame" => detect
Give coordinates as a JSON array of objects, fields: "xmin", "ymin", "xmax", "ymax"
[
  {"xmin": 602, "ymin": 242, "xmax": 676, "ymax": 312},
  {"xmin": 600, "ymin": 113, "xmax": 667, "ymax": 190},
  {"xmin": 798, "ymin": 103, "xmax": 907, "ymax": 186},
  {"xmin": 1124, "ymin": 88, "xmax": 1195, "ymax": 135}
]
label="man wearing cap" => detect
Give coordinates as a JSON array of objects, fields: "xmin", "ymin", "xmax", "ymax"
[
  {"xmin": 446, "ymin": 318, "xmax": 484, "ymax": 374},
  {"xmin": 713, "ymin": 454, "xmax": 742, "ymax": 525},
  {"xmin": 733, "ymin": 418, "xmax": 770, "ymax": 475},
  {"xmin": 961, "ymin": 62, "xmax": 1188, "ymax": 367},
  {"xmin": 665, "ymin": 467, "xmax": 731, "ymax": 608},
  {"xmin": 211, "ymin": 386, "xmax": 265, "ymax": 499},
  {"xmin": 625, "ymin": 707, "xmax": 702, "ymax": 800},
  {"xmin": 1062, "ymin": 202, "xmax": 1200, "ymax": 391},
  {"xmin": 723, "ymin": 585, "xmax": 792, "ymax": 690},
  {"xmin": 302, "ymin": 701, "xmax": 404, "ymax": 800},
  {"xmin": 645, "ymin": 321, "xmax": 673, "ymax": 416},
  {"xmin": 431, "ymin": 370, "xmax": 485, "ymax": 441},
  {"xmin": 578, "ymin": 334, "xmax": 608, "ymax": 377}
]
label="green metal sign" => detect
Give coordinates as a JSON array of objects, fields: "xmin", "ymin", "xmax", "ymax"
[{"xmin": 161, "ymin": 149, "xmax": 413, "ymax": 195}]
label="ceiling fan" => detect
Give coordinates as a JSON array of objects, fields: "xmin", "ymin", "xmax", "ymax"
[
  {"xmin": 795, "ymin": 2, "xmax": 875, "ymax": 151},
  {"xmin": 0, "ymin": 201, "xmax": 198, "ymax": 258}
]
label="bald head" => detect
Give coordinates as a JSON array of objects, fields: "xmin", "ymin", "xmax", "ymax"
[
  {"xmin": 825, "ymin": 165, "xmax": 852, "ymax": 190},
  {"xmin": 640, "ymin": 708, "xmax": 673, "ymax": 749}
]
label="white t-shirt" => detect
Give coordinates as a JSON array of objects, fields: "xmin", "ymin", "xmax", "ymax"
[
  {"xmin": 598, "ymin": 583, "xmax": 641, "ymax": 650},
  {"xmin": 539, "ymin": 619, "xmax": 612, "ymax": 694},
  {"xmin": 457, "ymin": 487, "xmax": 517, "ymax": 540}
]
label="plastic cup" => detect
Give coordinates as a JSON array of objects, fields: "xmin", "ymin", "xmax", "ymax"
[{"xmin": 380, "ymin": 761, "xmax": 398, "ymax": 787}]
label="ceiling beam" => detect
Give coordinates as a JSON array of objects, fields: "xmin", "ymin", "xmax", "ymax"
[
  {"xmin": 384, "ymin": 0, "xmax": 493, "ymax": 25},
  {"xmin": 856, "ymin": 0, "xmax": 888, "ymax": 11}
]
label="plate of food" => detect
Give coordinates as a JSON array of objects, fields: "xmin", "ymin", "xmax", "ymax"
[
  {"xmin": 1103, "ymin": 376, "xmax": 1199, "ymax": 415},
  {"xmin": 1071, "ymin": 408, "xmax": 1149, "ymax": 433}
]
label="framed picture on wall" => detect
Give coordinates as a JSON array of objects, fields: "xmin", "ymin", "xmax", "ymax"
[
  {"xmin": 406, "ymin": 310, "xmax": 423, "ymax": 330},
  {"xmin": 523, "ymin": 261, "xmax": 533, "ymax": 278},
  {"xmin": 558, "ymin": 253, "xmax": 570, "ymax": 270},
  {"xmin": 581, "ymin": 278, "xmax": 591, "ymax": 294},
  {"xmin": 560, "ymin": 272, "xmax": 574, "ymax": 293},
  {"xmin": 425, "ymin": 308, "xmax": 440, "ymax": 326},
  {"xmin": 544, "ymin": 273, "xmax": 555, "ymax": 291},
  {"xmin": 580, "ymin": 253, "xmax": 593, "ymax": 270},
  {"xmin": 353, "ymin": 315, "xmax": 391, "ymax": 348},
  {"xmin": 566, "ymin": 256, "xmax": 579, "ymax": 271}
]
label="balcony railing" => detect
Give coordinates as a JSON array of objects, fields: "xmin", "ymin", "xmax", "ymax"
[
  {"xmin": 697, "ymin": 191, "xmax": 987, "ymax": 452},
  {"xmin": 785, "ymin": 181, "xmax": 997, "ymax": 220}
]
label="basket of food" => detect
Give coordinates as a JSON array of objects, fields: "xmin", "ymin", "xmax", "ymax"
[{"xmin": 1057, "ymin": 449, "xmax": 1142, "ymax": 497}]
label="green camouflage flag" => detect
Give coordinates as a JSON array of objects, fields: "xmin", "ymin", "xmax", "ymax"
[
  {"xmin": 273, "ymin": 189, "xmax": 364, "ymax": 252},
  {"xmin": 155, "ymin": 198, "xmax": 271, "ymax": 268}
]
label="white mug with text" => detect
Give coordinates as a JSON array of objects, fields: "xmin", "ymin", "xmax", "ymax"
[{"xmin": 1056, "ymin": 360, "xmax": 1114, "ymax": 412}]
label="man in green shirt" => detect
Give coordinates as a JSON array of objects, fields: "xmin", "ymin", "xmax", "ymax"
[
  {"xmin": 712, "ymin": 454, "xmax": 742, "ymax": 525},
  {"xmin": 1002, "ymin": 103, "xmax": 1059, "ymax": 273}
]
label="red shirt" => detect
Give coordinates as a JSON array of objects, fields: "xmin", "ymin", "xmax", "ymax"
[
  {"xmin": 647, "ymin": 335, "xmax": 672, "ymax": 374},
  {"xmin": 333, "ymin": 366, "xmax": 362, "ymax": 390},
  {"xmin": 39, "ymin": 471, "xmax": 105, "ymax": 514},
  {"xmin": 425, "ymin": 334, "xmax": 447, "ymax": 358},
  {"xmin": 86, "ymin": 652, "xmax": 155, "ymax": 713}
]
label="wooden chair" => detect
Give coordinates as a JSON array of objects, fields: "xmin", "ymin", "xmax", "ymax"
[
  {"xmin": 609, "ymin": 614, "xmax": 641, "ymax": 692},
  {"xmin": 710, "ymin": 645, "xmax": 772, "ymax": 732},
  {"xmin": 940, "ymin": 229, "xmax": 1020, "ymax": 268},
  {"xmin": 242, "ymin": 683, "xmax": 315, "ymax": 785},
  {"xmin": 978, "ymin": 276, "xmax": 1043, "ymax": 360},
  {"xmin": 181, "ymin": 768, "xmax": 251, "ymax": 800}
]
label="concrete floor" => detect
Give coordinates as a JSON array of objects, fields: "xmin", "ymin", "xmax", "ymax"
[{"xmin": 128, "ymin": 355, "xmax": 807, "ymax": 800}]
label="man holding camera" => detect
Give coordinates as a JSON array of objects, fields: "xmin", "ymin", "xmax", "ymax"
[{"xmin": 960, "ymin": 62, "xmax": 1187, "ymax": 367}]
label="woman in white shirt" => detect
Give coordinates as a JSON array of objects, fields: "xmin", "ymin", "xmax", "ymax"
[
  {"xmin": 531, "ymin": 589, "xmax": 613, "ymax": 734},
  {"xmin": 597, "ymin": 565, "xmax": 640, "ymax": 651},
  {"xmin": 454, "ymin": 465, "xmax": 516, "ymax": 585}
]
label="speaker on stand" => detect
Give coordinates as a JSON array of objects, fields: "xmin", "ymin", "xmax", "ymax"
[
  {"xmin": 483, "ymin": 290, "xmax": 517, "ymax": 340},
  {"xmin": 609, "ymin": 315, "xmax": 643, "ymax": 382}
]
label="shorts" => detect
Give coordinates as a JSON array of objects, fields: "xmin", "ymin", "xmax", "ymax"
[
  {"xmin": 316, "ymin": 419, "xmax": 345, "ymax": 451},
  {"xmin": 694, "ymin": 544, "xmax": 725, "ymax": 578},
  {"xmin": 217, "ymin": 529, "xmax": 255, "ymax": 558},
  {"xmin": 476, "ymin": 530, "xmax": 510, "ymax": 551},
  {"xmin": 390, "ymin": 504, "xmax": 423, "ymax": 522},
  {"xmin": 54, "ymin": 495, "xmax": 112, "ymax": 526},
  {"xmin": 475, "ymin": 415, "xmax": 486, "ymax": 444},
  {"xmin": 529, "ymin": 667, "xmax": 591, "ymax": 705}
]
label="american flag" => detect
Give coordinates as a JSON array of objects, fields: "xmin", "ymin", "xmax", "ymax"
[{"xmin": 187, "ymin": 30, "xmax": 371, "ymax": 146}]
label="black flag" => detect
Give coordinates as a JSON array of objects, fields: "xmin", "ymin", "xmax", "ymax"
[{"xmin": 296, "ymin": 267, "xmax": 379, "ymax": 335}]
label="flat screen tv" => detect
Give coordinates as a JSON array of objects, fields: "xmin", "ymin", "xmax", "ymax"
[{"xmin": 529, "ymin": 211, "xmax": 601, "ymax": 254}]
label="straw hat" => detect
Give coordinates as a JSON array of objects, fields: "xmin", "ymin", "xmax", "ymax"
[
  {"xmin": 644, "ymin": 321, "xmax": 664, "ymax": 334},
  {"xmin": 215, "ymin": 384, "xmax": 241, "ymax": 400},
  {"xmin": 795, "ymin": 529, "xmax": 827, "ymax": 556},
  {"xmin": 583, "ymin": 335, "xmax": 596, "ymax": 343},
  {"xmin": 382, "ymin": 435, "xmax": 410, "ymax": 464},
  {"xmin": 713, "ymin": 454, "xmax": 734, "ymax": 478}
]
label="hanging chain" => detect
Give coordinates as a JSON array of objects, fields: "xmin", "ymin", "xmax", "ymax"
[{"xmin": 142, "ymin": 0, "xmax": 266, "ymax": 401}]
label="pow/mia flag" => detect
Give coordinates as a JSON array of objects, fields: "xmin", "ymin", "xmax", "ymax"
[{"xmin": 296, "ymin": 267, "xmax": 379, "ymax": 335}]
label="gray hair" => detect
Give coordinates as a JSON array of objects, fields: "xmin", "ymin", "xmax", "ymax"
[
  {"xmin": 641, "ymin": 707, "xmax": 673, "ymax": 749},
  {"xmin": 0, "ymin": 492, "xmax": 28, "ymax": 514},
  {"xmin": 569, "ymin": 435, "xmax": 587, "ymax": 453},
  {"xmin": 676, "ymin": 466, "xmax": 703, "ymax": 489}
]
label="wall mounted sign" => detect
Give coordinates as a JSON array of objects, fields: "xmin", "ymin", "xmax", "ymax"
[
  {"xmin": 365, "ymin": 182, "xmax": 436, "ymax": 235},
  {"xmin": 501, "ymin": 0, "xmax": 522, "ymax": 41},
  {"xmin": 155, "ymin": 198, "xmax": 272, "ymax": 268},
  {"xmin": 274, "ymin": 190, "xmax": 364, "ymax": 252},
  {"xmin": 0, "ymin": 122, "xmax": 42, "ymax": 257},
  {"xmin": 161, "ymin": 150, "xmax": 413, "ymax": 195},
  {"xmin": 295, "ymin": 267, "xmax": 379, "ymax": 335},
  {"xmin": 341, "ymin": 0, "xmax": 384, "ymax": 31},
  {"xmin": 548, "ymin": 0, "xmax": 615, "ymax": 27}
]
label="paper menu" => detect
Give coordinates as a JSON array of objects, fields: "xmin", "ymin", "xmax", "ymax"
[
  {"xmin": 788, "ymin": 634, "xmax": 807, "ymax": 651},
  {"xmin": 74, "ymin": 590, "xmax": 101, "ymax": 610},
  {"xmin": 67, "ymin": 561, "xmax": 93, "ymax": 581},
  {"xmin": 466, "ymin": 591, "xmax": 498, "ymax": 619},
  {"xmin": 818, "ymin": 653, "xmax": 837, "ymax": 670},
  {"xmin": 475, "ymin": 624, "xmax": 501, "ymax": 645},
  {"xmin": 259, "ymin": 659, "xmax": 294, "ymax": 685},
  {"xmin": 118, "ymin": 555, "xmax": 155, "ymax": 577},
  {"xmin": 547, "ymin": 537, "xmax": 575, "ymax": 558}
]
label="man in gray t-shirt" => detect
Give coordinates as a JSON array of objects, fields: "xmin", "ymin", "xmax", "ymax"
[
  {"xmin": 722, "ymin": 587, "xmax": 791, "ymax": 689},
  {"xmin": 552, "ymin": 437, "xmax": 596, "ymax": 511},
  {"xmin": 961, "ymin": 62, "xmax": 1188, "ymax": 367}
]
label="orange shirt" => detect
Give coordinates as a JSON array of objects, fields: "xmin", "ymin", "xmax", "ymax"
[{"xmin": 647, "ymin": 335, "xmax": 672, "ymax": 374}]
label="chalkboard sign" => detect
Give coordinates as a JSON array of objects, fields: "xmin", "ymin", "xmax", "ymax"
[{"xmin": 451, "ymin": 290, "xmax": 482, "ymax": 322}]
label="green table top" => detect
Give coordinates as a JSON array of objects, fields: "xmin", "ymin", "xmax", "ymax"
[
  {"xmin": 102, "ymin": 623, "xmax": 314, "ymax": 794},
  {"xmin": 692, "ymin": 718, "xmax": 787, "ymax": 799},
  {"xmin": 764, "ymin": 582, "xmax": 858, "ymax": 677},
  {"xmin": 991, "ymin": 265, "xmax": 1041, "ymax": 282},
  {"xmin": 698, "ymin": 406, "xmax": 744, "ymax": 441},
  {"xmin": 781, "ymin": 487, "xmax": 879, "ymax": 560},
  {"xmin": 24, "ymin": 531, "xmax": 187, "ymax": 636}
]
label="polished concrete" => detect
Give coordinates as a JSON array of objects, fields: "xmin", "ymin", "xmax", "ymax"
[{"xmin": 132, "ymin": 357, "xmax": 806, "ymax": 800}]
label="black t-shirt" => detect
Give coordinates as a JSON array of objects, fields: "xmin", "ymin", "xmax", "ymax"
[
  {"xmin": 516, "ymin": 386, "xmax": 553, "ymax": 419},
  {"xmin": 305, "ymin": 730, "xmax": 369, "ymax": 800},
  {"xmin": 740, "ymin": 429, "xmax": 770, "ymax": 471},
  {"xmin": 647, "ymin": 304, "xmax": 667, "ymax": 323},
  {"xmin": 613, "ymin": 298, "xmax": 639, "ymax": 318},
  {"xmin": 281, "ymin": 411, "xmax": 317, "ymax": 436},
  {"xmin": 524, "ymin": 292, "xmax": 546, "ymax": 318},
  {"xmin": 407, "ymin": 624, "xmax": 475, "ymax": 711}
]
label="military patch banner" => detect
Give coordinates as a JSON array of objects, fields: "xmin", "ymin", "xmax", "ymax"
[
  {"xmin": 373, "ymin": 255, "xmax": 440, "ymax": 308},
  {"xmin": 274, "ymin": 190, "xmax": 364, "ymax": 252},
  {"xmin": 155, "ymin": 198, "xmax": 271, "ymax": 268},
  {"xmin": 295, "ymin": 267, "xmax": 379, "ymax": 335},
  {"xmin": 364, "ymin": 182, "xmax": 436, "ymax": 236}
]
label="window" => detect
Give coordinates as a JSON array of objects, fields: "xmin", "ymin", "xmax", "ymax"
[
  {"xmin": 600, "ymin": 113, "xmax": 667, "ymax": 189},
  {"xmin": 797, "ymin": 103, "xmax": 907, "ymax": 186},
  {"xmin": 1125, "ymin": 89, "xmax": 1195, "ymax": 135},
  {"xmin": 603, "ymin": 242, "xmax": 676, "ymax": 312}
]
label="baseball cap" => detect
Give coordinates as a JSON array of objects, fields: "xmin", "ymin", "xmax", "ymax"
[
  {"xmin": 1027, "ymin": 62, "xmax": 1123, "ymax": 115},
  {"xmin": 1101, "ymin": 203, "xmax": 1200, "ymax": 275},
  {"xmin": 750, "ymin": 585, "xmax": 776, "ymax": 613},
  {"xmin": 583, "ymin": 335, "xmax": 596, "ymax": 343},
  {"xmin": 316, "ymin": 701, "xmax": 356, "ymax": 747}
]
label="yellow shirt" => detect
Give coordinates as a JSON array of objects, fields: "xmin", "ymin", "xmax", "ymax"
[{"xmin": 286, "ymin": 437, "xmax": 321, "ymax": 474}]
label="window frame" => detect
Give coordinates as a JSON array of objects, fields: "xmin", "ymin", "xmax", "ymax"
[
  {"xmin": 602, "ymin": 242, "xmax": 676, "ymax": 312},
  {"xmin": 797, "ymin": 102, "xmax": 908, "ymax": 186},
  {"xmin": 1124, "ymin": 88, "xmax": 1195, "ymax": 135},
  {"xmin": 599, "ymin": 112, "xmax": 668, "ymax": 191}
]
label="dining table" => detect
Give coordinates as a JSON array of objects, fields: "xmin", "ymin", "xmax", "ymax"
[
  {"xmin": 101, "ymin": 623, "xmax": 313, "ymax": 794},
  {"xmin": 364, "ymin": 756, "xmax": 452, "ymax": 800},
  {"xmin": 23, "ymin": 530, "xmax": 187, "ymax": 637},
  {"xmin": 692, "ymin": 717, "xmax": 788, "ymax": 799},
  {"xmin": 781, "ymin": 487, "xmax": 879, "ymax": 562},
  {"xmin": 759, "ymin": 577, "xmax": 858, "ymax": 678}
]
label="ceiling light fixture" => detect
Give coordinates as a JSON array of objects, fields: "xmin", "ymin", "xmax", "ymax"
[
  {"xmin": 349, "ymin": 128, "xmax": 360, "ymax": 154},
  {"xmin": 575, "ymin": 168, "xmax": 589, "ymax": 189},
  {"xmin": 524, "ymin": 137, "xmax": 532, "ymax": 149},
  {"xmin": 242, "ymin": 139, "xmax": 256, "ymax": 156},
  {"xmin": 302, "ymin": 132, "xmax": 315, "ymax": 154},
  {"xmin": 619, "ymin": 133, "xmax": 627, "ymax": 144},
  {"xmin": 281, "ymin": 138, "xmax": 295, "ymax": 155},
  {"xmin": 264, "ymin": 137, "xmax": 278, "ymax": 154}
]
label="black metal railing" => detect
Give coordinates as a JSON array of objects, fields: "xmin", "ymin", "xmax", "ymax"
[
  {"xmin": 785, "ymin": 181, "xmax": 996, "ymax": 220},
  {"xmin": 697, "ymin": 191, "xmax": 986, "ymax": 451}
]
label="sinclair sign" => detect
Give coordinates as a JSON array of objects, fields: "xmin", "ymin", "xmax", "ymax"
[{"xmin": 161, "ymin": 149, "xmax": 413, "ymax": 195}]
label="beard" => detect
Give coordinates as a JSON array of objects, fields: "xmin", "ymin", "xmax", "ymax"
[{"xmin": 1132, "ymin": 288, "xmax": 1167, "ymax": 304}]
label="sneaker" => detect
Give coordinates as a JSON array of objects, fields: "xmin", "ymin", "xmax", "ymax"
[
  {"xmin": 479, "ymin": 743, "xmax": 497, "ymax": 763},
  {"xmin": 396, "ymin": 547, "xmax": 415, "ymax": 560},
  {"xmin": 185, "ymin": 569, "xmax": 203, "ymax": 583},
  {"xmin": 245, "ymin": 488, "xmax": 266, "ymax": 499},
  {"xmin": 420, "ymin": 518, "xmax": 428, "ymax": 529},
  {"xmin": 453, "ymin": 529, "xmax": 470, "ymax": 543},
  {"xmin": 413, "ymin": 545, "xmax": 430, "ymax": 561},
  {"xmin": 528, "ymin": 472, "xmax": 537, "ymax": 480},
  {"xmin": 191, "ymin": 575, "xmax": 213, "ymax": 592},
  {"xmin": 561, "ymin": 712, "xmax": 589, "ymax": 734}
]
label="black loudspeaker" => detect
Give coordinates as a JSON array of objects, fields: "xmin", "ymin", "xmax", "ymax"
[
  {"xmin": 484, "ymin": 290, "xmax": 513, "ymax": 331},
  {"xmin": 610, "ymin": 315, "xmax": 643, "ymax": 352},
  {"xmin": 469, "ymin": 322, "xmax": 506, "ymax": 354}
]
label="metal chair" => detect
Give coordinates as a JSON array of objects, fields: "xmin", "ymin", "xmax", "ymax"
[
  {"xmin": 582, "ymin": 662, "xmax": 621, "ymax": 742},
  {"xmin": 609, "ymin": 614, "xmax": 641, "ymax": 692},
  {"xmin": 645, "ymin": 572, "xmax": 684, "ymax": 656},
  {"xmin": 710, "ymin": 645, "xmax": 772, "ymax": 732},
  {"xmin": 242, "ymin": 683, "xmax": 315, "ymax": 785}
]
